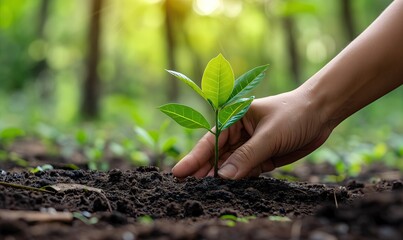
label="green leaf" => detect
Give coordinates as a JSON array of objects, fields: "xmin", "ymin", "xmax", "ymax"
[
  {"xmin": 201, "ymin": 54, "xmax": 234, "ymax": 109},
  {"xmin": 161, "ymin": 136, "xmax": 178, "ymax": 153},
  {"xmin": 134, "ymin": 126, "xmax": 155, "ymax": 149},
  {"xmin": 219, "ymin": 97, "xmax": 254, "ymax": 131},
  {"xmin": 220, "ymin": 215, "xmax": 238, "ymax": 221},
  {"xmin": 30, "ymin": 164, "xmax": 54, "ymax": 173},
  {"xmin": 0, "ymin": 127, "xmax": 25, "ymax": 140},
  {"xmin": 166, "ymin": 70, "xmax": 206, "ymax": 100},
  {"xmin": 130, "ymin": 151, "xmax": 150, "ymax": 166},
  {"xmin": 227, "ymin": 65, "xmax": 268, "ymax": 104},
  {"xmin": 159, "ymin": 119, "xmax": 171, "ymax": 133},
  {"xmin": 138, "ymin": 215, "xmax": 154, "ymax": 225},
  {"xmin": 159, "ymin": 103, "xmax": 211, "ymax": 130}
]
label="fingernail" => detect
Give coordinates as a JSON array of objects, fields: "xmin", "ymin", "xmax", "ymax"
[{"xmin": 218, "ymin": 164, "xmax": 237, "ymax": 179}]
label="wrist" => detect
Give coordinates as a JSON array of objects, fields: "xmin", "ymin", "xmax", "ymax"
[{"xmin": 298, "ymin": 72, "xmax": 347, "ymax": 131}]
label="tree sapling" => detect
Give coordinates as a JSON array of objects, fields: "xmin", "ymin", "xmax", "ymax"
[{"xmin": 159, "ymin": 54, "xmax": 268, "ymax": 177}]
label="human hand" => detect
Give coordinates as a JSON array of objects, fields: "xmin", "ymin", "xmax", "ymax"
[{"xmin": 171, "ymin": 88, "xmax": 334, "ymax": 179}]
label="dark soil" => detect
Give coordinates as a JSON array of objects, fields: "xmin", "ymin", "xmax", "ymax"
[{"xmin": 0, "ymin": 141, "xmax": 402, "ymax": 239}]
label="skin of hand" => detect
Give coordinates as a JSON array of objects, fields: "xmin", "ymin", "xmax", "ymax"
[
  {"xmin": 172, "ymin": 0, "xmax": 403, "ymax": 179},
  {"xmin": 172, "ymin": 89, "xmax": 334, "ymax": 179}
]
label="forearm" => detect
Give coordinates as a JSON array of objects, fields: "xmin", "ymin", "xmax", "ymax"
[{"xmin": 302, "ymin": 0, "xmax": 403, "ymax": 128}]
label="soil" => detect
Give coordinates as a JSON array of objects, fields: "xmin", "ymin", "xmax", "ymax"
[{"xmin": 0, "ymin": 140, "xmax": 402, "ymax": 240}]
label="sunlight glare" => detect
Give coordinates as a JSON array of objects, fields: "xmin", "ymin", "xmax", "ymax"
[
  {"xmin": 223, "ymin": 0, "xmax": 242, "ymax": 18},
  {"xmin": 193, "ymin": 0, "xmax": 222, "ymax": 16}
]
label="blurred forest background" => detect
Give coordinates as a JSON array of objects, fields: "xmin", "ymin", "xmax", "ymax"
[{"xmin": 0, "ymin": 0, "xmax": 402, "ymax": 174}]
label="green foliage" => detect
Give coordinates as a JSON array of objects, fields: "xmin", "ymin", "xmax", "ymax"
[
  {"xmin": 30, "ymin": 164, "xmax": 54, "ymax": 173},
  {"xmin": 201, "ymin": 54, "xmax": 234, "ymax": 108},
  {"xmin": 220, "ymin": 214, "xmax": 256, "ymax": 227},
  {"xmin": 85, "ymin": 138, "xmax": 108, "ymax": 171},
  {"xmin": 0, "ymin": 152, "xmax": 29, "ymax": 167},
  {"xmin": 227, "ymin": 65, "xmax": 268, "ymax": 104},
  {"xmin": 0, "ymin": 127, "xmax": 25, "ymax": 147},
  {"xmin": 132, "ymin": 121, "xmax": 181, "ymax": 168},
  {"xmin": 219, "ymin": 97, "xmax": 254, "ymax": 131},
  {"xmin": 268, "ymin": 215, "xmax": 291, "ymax": 222},
  {"xmin": 0, "ymin": 127, "xmax": 25, "ymax": 140},
  {"xmin": 159, "ymin": 104, "xmax": 210, "ymax": 130},
  {"xmin": 137, "ymin": 215, "xmax": 154, "ymax": 225},
  {"xmin": 165, "ymin": 70, "xmax": 206, "ymax": 100},
  {"xmin": 160, "ymin": 54, "xmax": 268, "ymax": 177}
]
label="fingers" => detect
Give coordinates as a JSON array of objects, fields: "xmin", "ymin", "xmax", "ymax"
[
  {"xmin": 193, "ymin": 162, "xmax": 214, "ymax": 178},
  {"xmin": 218, "ymin": 132, "xmax": 275, "ymax": 180},
  {"xmin": 172, "ymin": 132, "xmax": 216, "ymax": 178}
]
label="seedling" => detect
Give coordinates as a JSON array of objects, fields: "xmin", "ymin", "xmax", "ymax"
[
  {"xmin": 133, "ymin": 121, "xmax": 180, "ymax": 169},
  {"xmin": 137, "ymin": 215, "xmax": 154, "ymax": 225},
  {"xmin": 0, "ymin": 127, "xmax": 25, "ymax": 148},
  {"xmin": 159, "ymin": 54, "xmax": 268, "ymax": 177},
  {"xmin": 220, "ymin": 214, "xmax": 256, "ymax": 227},
  {"xmin": 30, "ymin": 164, "xmax": 54, "ymax": 174}
]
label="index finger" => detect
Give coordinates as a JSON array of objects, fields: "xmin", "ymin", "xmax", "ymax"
[{"xmin": 171, "ymin": 131, "xmax": 216, "ymax": 178}]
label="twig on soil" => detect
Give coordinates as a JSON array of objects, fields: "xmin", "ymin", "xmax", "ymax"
[
  {"xmin": 294, "ymin": 188, "xmax": 308, "ymax": 195},
  {"xmin": 333, "ymin": 189, "xmax": 339, "ymax": 209},
  {"xmin": 0, "ymin": 181, "xmax": 54, "ymax": 194}
]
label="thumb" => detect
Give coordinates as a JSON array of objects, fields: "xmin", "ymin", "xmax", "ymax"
[{"xmin": 218, "ymin": 133, "xmax": 275, "ymax": 179}]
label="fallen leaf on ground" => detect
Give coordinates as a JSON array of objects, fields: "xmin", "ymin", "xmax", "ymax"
[{"xmin": 44, "ymin": 183, "xmax": 112, "ymax": 212}]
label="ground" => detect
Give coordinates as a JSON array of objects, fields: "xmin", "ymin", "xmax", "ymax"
[{"xmin": 0, "ymin": 140, "xmax": 402, "ymax": 240}]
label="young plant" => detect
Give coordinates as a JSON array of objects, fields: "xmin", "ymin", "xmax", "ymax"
[
  {"xmin": 159, "ymin": 54, "xmax": 268, "ymax": 177},
  {"xmin": 133, "ymin": 120, "xmax": 180, "ymax": 169},
  {"xmin": 220, "ymin": 214, "xmax": 256, "ymax": 227}
]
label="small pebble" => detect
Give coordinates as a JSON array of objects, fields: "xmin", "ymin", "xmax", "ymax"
[
  {"xmin": 378, "ymin": 226, "xmax": 400, "ymax": 240},
  {"xmin": 309, "ymin": 231, "xmax": 337, "ymax": 240},
  {"xmin": 82, "ymin": 211, "xmax": 92, "ymax": 218},
  {"xmin": 122, "ymin": 231, "xmax": 136, "ymax": 240},
  {"xmin": 335, "ymin": 223, "xmax": 349, "ymax": 234},
  {"xmin": 40, "ymin": 207, "xmax": 57, "ymax": 214}
]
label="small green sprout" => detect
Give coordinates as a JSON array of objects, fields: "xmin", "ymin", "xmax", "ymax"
[
  {"xmin": 137, "ymin": 215, "xmax": 154, "ymax": 225},
  {"xmin": 159, "ymin": 54, "xmax": 268, "ymax": 177},
  {"xmin": 30, "ymin": 164, "xmax": 54, "ymax": 173},
  {"xmin": 133, "ymin": 120, "xmax": 180, "ymax": 169},
  {"xmin": 268, "ymin": 215, "xmax": 291, "ymax": 222},
  {"xmin": 0, "ymin": 127, "xmax": 25, "ymax": 147},
  {"xmin": 220, "ymin": 214, "xmax": 256, "ymax": 227}
]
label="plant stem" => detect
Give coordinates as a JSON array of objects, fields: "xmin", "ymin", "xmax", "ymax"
[{"xmin": 214, "ymin": 109, "xmax": 220, "ymax": 177}]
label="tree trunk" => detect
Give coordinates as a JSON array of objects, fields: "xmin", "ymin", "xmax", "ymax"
[
  {"xmin": 340, "ymin": 0, "xmax": 356, "ymax": 42},
  {"xmin": 33, "ymin": 0, "xmax": 51, "ymax": 99},
  {"xmin": 163, "ymin": 0, "xmax": 179, "ymax": 101},
  {"xmin": 282, "ymin": 17, "xmax": 301, "ymax": 85},
  {"xmin": 81, "ymin": 0, "xmax": 103, "ymax": 119},
  {"xmin": 33, "ymin": 0, "xmax": 49, "ymax": 76}
]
